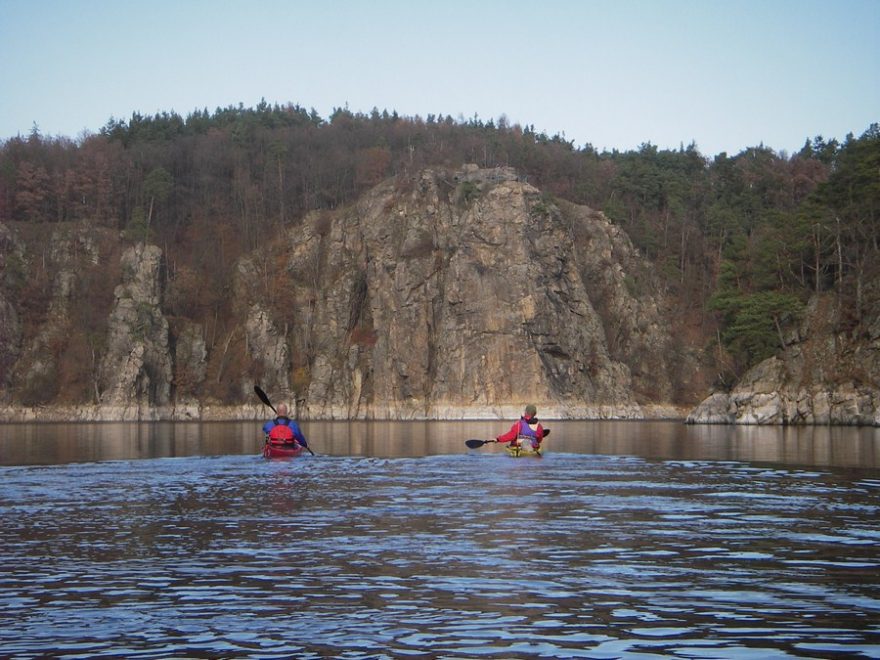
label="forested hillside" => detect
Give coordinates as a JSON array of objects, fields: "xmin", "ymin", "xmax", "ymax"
[{"xmin": 0, "ymin": 102, "xmax": 877, "ymax": 414}]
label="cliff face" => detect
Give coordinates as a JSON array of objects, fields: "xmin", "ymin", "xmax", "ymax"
[
  {"xmin": 274, "ymin": 165, "xmax": 691, "ymax": 419},
  {"xmin": 0, "ymin": 224, "xmax": 22, "ymax": 394},
  {"xmin": 687, "ymin": 293, "xmax": 880, "ymax": 425},
  {"xmin": 3, "ymin": 223, "xmax": 102, "ymax": 405},
  {"xmin": 97, "ymin": 243, "xmax": 173, "ymax": 413},
  {"xmin": 0, "ymin": 166, "xmax": 699, "ymax": 420},
  {"xmin": 6, "ymin": 165, "xmax": 876, "ymax": 424}
]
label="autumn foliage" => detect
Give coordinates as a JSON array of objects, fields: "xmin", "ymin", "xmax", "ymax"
[{"xmin": 1, "ymin": 101, "xmax": 878, "ymax": 397}]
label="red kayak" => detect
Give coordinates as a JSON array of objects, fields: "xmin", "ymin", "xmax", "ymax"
[{"xmin": 263, "ymin": 441, "xmax": 306, "ymax": 459}]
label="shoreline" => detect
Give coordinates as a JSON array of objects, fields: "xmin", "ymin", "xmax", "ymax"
[
  {"xmin": 0, "ymin": 402, "xmax": 692, "ymax": 423},
  {"xmin": 1, "ymin": 402, "xmax": 877, "ymax": 425}
]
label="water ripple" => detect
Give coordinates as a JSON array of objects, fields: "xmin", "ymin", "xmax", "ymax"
[{"xmin": 1, "ymin": 453, "xmax": 879, "ymax": 657}]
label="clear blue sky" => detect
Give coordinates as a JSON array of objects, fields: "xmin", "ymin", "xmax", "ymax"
[{"xmin": 1, "ymin": 0, "xmax": 877, "ymax": 156}]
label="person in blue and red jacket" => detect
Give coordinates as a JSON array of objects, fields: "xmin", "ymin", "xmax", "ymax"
[
  {"xmin": 262, "ymin": 403, "xmax": 309, "ymax": 448},
  {"xmin": 496, "ymin": 404, "xmax": 544, "ymax": 449}
]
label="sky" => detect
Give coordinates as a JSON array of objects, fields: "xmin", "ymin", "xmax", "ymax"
[{"xmin": 0, "ymin": 0, "xmax": 877, "ymax": 157}]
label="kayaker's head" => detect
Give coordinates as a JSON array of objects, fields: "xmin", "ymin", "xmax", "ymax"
[
  {"xmin": 524, "ymin": 404, "xmax": 537, "ymax": 420},
  {"xmin": 276, "ymin": 403, "xmax": 289, "ymax": 417}
]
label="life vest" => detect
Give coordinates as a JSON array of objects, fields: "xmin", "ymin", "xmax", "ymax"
[
  {"xmin": 516, "ymin": 418, "xmax": 539, "ymax": 441},
  {"xmin": 267, "ymin": 418, "xmax": 296, "ymax": 444}
]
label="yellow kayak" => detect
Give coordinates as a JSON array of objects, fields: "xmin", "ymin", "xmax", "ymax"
[{"xmin": 505, "ymin": 443, "xmax": 543, "ymax": 458}]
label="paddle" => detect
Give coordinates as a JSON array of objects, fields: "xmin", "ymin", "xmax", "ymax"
[
  {"xmin": 254, "ymin": 384, "xmax": 315, "ymax": 455},
  {"xmin": 465, "ymin": 428, "xmax": 550, "ymax": 449},
  {"xmin": 254, "ymin": 384, "xmax": 277, "ymax": 415}
]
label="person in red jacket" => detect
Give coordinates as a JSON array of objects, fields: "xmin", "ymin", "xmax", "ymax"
[
  {"xmin": 496, "ymin": 404, "xmax": 544, "ymax": 450},
  {"xmin": 262, "ymin": 403, "xmax": 309, "ymax": 449}
]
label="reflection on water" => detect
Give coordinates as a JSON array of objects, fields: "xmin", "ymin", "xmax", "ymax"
[
  {"xmin": 1, "ymin": 420, "xmax": 879, "ymax": 468},
  {"xmin": 1, "ymin": 421, "xmax": 879, "ymax": 658}
]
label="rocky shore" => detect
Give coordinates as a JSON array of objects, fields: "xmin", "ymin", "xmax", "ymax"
[
  {"xmin": 688, "ymin": 295, "xmax": 880, "ymax": 426},
  {"xmin": 1, "ymin": 166, "xmax": 706, "ymax": 422},
  {"xmin": 2, "ymin": 165, "xmax": 877, "ymax": 426},
  {"xmin": 0, "ymin": 402, "xmax": 691, "ymax": 423}
]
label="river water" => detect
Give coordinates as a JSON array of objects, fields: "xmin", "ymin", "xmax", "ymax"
[{"xmin": 1, "ymin": 421, "xmax": 879, "ymax": 658}]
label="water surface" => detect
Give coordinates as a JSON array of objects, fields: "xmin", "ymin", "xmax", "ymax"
[
  {"xmin": 2, "ymin": 420, "xmax": 879, "ymax": 468},
  {"xmin": 1, "ymin": 421, "xmax": 878, "ymax": 658}
]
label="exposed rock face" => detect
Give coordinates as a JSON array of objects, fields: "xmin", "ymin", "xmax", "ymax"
[
  {"xmin": 0, "ymin": 223, "xmax": 22, "ymax": 396},
  {"xmin": 244, "ymin": 303, "xmax": 291, "ymax": 396},
  {"xmin": 10, "ymin": 166, "xmax": 874, "ymax": 424},
  {"xmin": 98, "ymin": 243, "xmax": 172, "ymax": 412},
  {"xmin": 688, "ymin": 294, "xmax": 880, "ymax": 425},
  {"xmin": 172, "ymin": 320, "xmax": 207, "ymax": 403},
  {"xmin": 278, "ymin": 165, "xmax": 687, "ymax": 419},
  {"xmin": 8, "ymin": 224, "xmax": 99, "ymax": 404},
  {"xmin": 0, "ymin": 295, "xmax": 18, "ymax": 391},
  {"xmin": 231, "ymin": 256, "xmax": 294, "ymax": 403}
]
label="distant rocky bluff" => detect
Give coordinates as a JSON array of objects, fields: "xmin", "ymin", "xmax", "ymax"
[
  {"xmin": 687, "ymin": 294, "xmax": 880, "ymax": 426},
  {"xmin": 0, "ymin": 165, "xmax": 877, "ymax": 424}
]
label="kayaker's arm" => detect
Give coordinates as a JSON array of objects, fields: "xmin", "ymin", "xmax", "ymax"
[
  {"xmin": 495, "ymin": 422, "xmax": 519, "ymax": 444},
  {"xmin": 290, "ymin": 420, "xmax": 308, "ymax": 447}
]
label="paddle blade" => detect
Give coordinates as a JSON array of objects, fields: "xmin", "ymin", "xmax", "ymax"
[
  {"xmin": 465, "ymin": 439, "xmax": 491, "ymax": 449},
  {"xmin": 254, "ymin": 385, "xmax": 276, "ymax": 414}
]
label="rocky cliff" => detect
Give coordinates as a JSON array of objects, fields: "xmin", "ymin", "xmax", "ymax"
[
  {"xmin": 9, "ymin": 165, "xmax": 873, "ymax": 423},
  {"xmin": 261, "ymin": 165, "xmax": 695, "ymax": 419},
  {"xmin": 687, "ymin": 292, "xmax": 880, "ymax": 425},
  {"xmin": 0, "ymin": 166, "xmax": 703, "ymax": 421},
  {"xmin": 97, "ymin": 243, "xmax": 173, "ymax": 415},
  {"xmin": 0, "ymin": 223, "xmax": 22, "ymax": 394}
]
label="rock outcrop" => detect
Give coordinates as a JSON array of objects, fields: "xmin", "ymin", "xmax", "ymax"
[
  {"xmin": 244, "ymin": 303, "xmax": 291, "ymax": 396},
  {"xmin": 97, "ymin": 243, "xmax": 173, "ymax": 414},
  {"xmin": 687, "ymin": 294, "xmax": 880, "ymax": 425},
  {"xmin": 7, "ymin": 166, "xmax": 875, "ymax": 424},
  {"xmin": 272, "ymin": 165, "xmax": 690, "ymax": 419},
  {"xmin": 0, "ymin": 167, "xmax": 699, "ymax": 421},
  {"xmin": 6, "ymin": 223, "xmax": 99, "ymax": 405},
  {"xmin": 171, "ymin": 320, "xmax": 207, "ymax": 404},
  {"xmin": 0, "ymin": 223, "xmax": 22, "ymax": 397}
]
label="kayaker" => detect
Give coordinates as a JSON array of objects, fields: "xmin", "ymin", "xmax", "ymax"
[
  {"xmin": 496, "ymin": 404, "xmax": 544, "ymax": 450},
  {"xmin": 262, "ymin": 403, "xmax": 309, "ymax": 448}
]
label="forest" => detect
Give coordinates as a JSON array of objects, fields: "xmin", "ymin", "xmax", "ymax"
[{"xmin": 1, "ymin": 100, "xmax": 878, "ymax": 396}]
